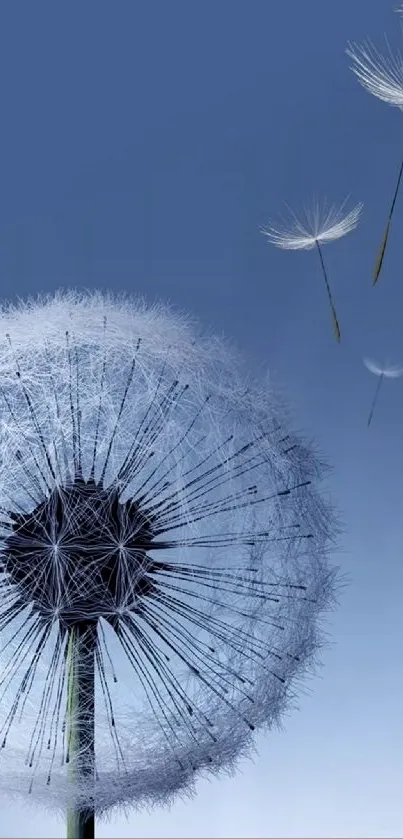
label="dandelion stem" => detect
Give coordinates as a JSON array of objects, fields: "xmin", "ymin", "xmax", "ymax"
[
  {"xmin": 66, "ymin": 623, "xmax": 96, "ymax": 839},
  {"xmin": 315, "ymin": 241, "xmax": 341, "ymax": 342},
  {"xmin": 374, "ymin": 157, "xmax": 403, "ymax": 285},
  {"xmin": 367, "ymin": 373, "xmax": 384, "ymax": 427}
]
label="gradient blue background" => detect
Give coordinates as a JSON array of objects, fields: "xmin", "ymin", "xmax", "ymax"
[{"xmin": 1, "ymin": 1, "xmax": 403, "ymax": 837}]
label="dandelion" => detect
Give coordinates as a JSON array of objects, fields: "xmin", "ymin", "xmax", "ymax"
[
  {"xmin": 261, "ymin": 198, "xmax": 363, "ymax": 342},
  {"xmin": 347, "ymin": 39, "xmax": 403, "ymax": 284},
  {"xmin": 363, "ymin": 357, "xmax": 403, "ymax": 426},
  {"xmin": 0, "ymin": 290, "xmax": 338, "ymax": 838}
]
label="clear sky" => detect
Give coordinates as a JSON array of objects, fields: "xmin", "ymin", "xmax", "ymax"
[{"xmin": 1, "ymin": 1, "xmax": 403, "ymax": 837}]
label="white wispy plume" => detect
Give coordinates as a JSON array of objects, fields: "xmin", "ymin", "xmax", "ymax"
[
  {"xmin": 262, "ymin": 198, "xmax": 363, "ymax": 342},
  {"xmin": 347, "ymin": 39, "xmax": 403, "ymax": 108}
]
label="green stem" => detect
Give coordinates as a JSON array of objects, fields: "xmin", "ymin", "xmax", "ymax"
[{"xmin": 66, "ymin": 622, "xmax": 96, "ymax": 839}]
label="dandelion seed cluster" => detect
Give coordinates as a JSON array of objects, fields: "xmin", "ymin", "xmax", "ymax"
[{"xmin": 0, "ymin": 290, "xmax": 337, "ymax": 819}]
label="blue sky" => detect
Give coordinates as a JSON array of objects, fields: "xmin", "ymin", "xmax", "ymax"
[{"xmin": 2, "ymin": 1, "xmax": 403, "ymax": 837}]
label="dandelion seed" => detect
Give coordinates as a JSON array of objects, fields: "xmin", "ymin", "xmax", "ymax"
[
  {"xmin": 261, "ymin": 198, "xmax": 363, "ymax": 342},
  {"xmin": 347, "ymin": 39, "xmax": 403, "ymax": 284},
  {"xmin": 0, "ymin": 290, "xmax": 338, "ymax": 834},
  {"xmin": 363, "ymin": 357, "xmax": 403, "ymax": 426}
]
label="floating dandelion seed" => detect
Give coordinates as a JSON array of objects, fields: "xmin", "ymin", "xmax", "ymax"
[
  {"xmin": 347, "ymin": 39, "xmax": 403, "ymax": 284},
  {"xmin": 261, "ymin": 198, "xmax": 363, "ymax": 342},
  {"xmin": 0, "ymin": 290, "xmax": 338, "ymax": 837},
  {"xmin": 363, "ymin": 357, "xmax": 403, "ymax": 426}
]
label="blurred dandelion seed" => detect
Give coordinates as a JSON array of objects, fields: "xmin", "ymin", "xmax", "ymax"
[
  {"xmin": 0, "ymin": 290, "xmax": 338, "ymax": 837},
  {"xmin": 261, "ymin": 198, "xmax": 363, "ymax": 343},
  {"xmin": 347, "ymin": 39, "xmax": 403, "ymax": 284},
  {"xmin": 363, "ymin": 357, "xmax": 403, "ymax": 426}
]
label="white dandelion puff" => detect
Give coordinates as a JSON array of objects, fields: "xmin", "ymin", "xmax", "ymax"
[
  {"xmin": 363, "ymin": 357, "xmax": 403, "ymax": 426},
  {"xmin": 0, "ymin": 290, "xmax": 339, "ymax": 833},
  {"xmin": 347, "ymin": 39, "xmax": 403, "ymax": 284},
  {"xmin": 261, "ymin": 198, "xmax": 363, "ymax": 342}
]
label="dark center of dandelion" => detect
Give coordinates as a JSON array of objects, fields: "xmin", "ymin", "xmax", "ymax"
[{"xmin": 2, "ymin": 476, "xmax": 158, "ymax": 627}]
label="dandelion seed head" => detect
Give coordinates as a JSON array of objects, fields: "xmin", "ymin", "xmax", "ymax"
[
  {"xmin": 261, "ymin": 197, "xmax": 363, "ymax": 250},
  {"xmin": 0, "ymin": 289, "xmax": 338, "ymax": 819},
  {"xmin": 347, "ymin": 39, "xmax": 403, "ymax": 109}
]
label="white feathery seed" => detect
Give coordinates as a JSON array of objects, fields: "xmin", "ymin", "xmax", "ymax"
[
  {"xmin": 363, "ymin": 357, "xmax": 403, "ymax": 426},
  {"xmin": 261, "ymin": 198, "xmax": 362, "ymax": 342}
]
